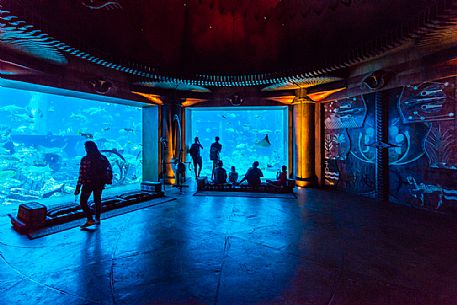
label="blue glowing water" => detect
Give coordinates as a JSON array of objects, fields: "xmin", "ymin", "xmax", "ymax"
[
  {"xmin": 0, "ymin": 87, "xmax": 142, "ymax": 207},
  {"xmin": 188, "ymin": 107, "xmax": 288, "ymax": 179}
]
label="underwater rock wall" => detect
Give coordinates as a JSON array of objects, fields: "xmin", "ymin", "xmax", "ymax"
[
  {"xmin": 0, "ymin": 87, "xmax": 143, "ymax": 207},
  {"xmin": 325, "ymin": 76, "xmax": 457, "ymax": 212}
]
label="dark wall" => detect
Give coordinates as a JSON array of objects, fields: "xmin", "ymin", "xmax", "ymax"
[{"xmin": 324, "ymin": 76, "xmax": 457, "ymax": 212}]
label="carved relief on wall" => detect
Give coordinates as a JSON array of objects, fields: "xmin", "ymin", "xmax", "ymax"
[
  {"xmin": 324, "ymin": 130, "xmax": 350, "ymax": 186},
  {"xmin": 325, "ymin": 97, "xmax": 367, "ymax": 129},
  {"xmin": 404, "ymin": 176, "xmax": 457, "ymax": 210},
  {"xmin": 387, "ymin": 118, "xmax": 427, "ymax": 166},
  {"xmin": 81, "ymin": 0, "xmax": 122, "ymax": 10},
  {"xmin": 398, "ymin": 81, "xmax": 455, "ymax": 123},
  {"xmin": 324, "ymin": 96, "xmax": 370, "ymax": 188},
  {"xmin": 425, "ymin": 124, "xmax": 457, "ymax": 170},
  {"xmin": 390, "ymin": 78, "xmax": 457, "ymax": 211},
  {"xmin": 348, "ymin": 123, "xmax": 376, "ymax": 164}
]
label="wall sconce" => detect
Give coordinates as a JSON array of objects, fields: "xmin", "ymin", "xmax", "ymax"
[
  {"xmin": 361, "ymin": 70, "xmax": 390, "ymax": 90},
  {"xmin": 225, "ymin": 94, "xmax": 244, "ymax": 106},
  {"xmin": 89, "ymin": 79, "xmax": 112, "ymax": 94}
]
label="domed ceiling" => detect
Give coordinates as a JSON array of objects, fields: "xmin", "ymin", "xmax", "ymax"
[
  {"xmin": 1, "ymin": 0, "xmax": 456, "ymax": 92},
  {"xmin": 2, "ymin": 0, "xmax": 438, "ymax": 74}
]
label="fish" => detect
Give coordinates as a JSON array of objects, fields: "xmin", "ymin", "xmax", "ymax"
[
  {"xmin": 0, "ymin": 170, "xmax": 16, "ymax": 179},
  {"xmin": 43, "ymin": 153, "xmax": 62, "ymax": 171},
  {"xmin": 15, "ymin": 125, "xmax": 30, "ymax": 133},
  {"xmin": 79, "ymin": 131, "xmax": 94, "ymax": 139},
  {"xmin": 69, "ymin": 113, "xmax": 88, "ymax": 121},
  {"xmin": 48, "ymin": 106, "xmax": 55, "ymax": 112},
  {"xmin": 42, "ymin": 184, "xmax": 65, "ymax": 199},
  {"xmin": 223, "ymin": 113, "xmax": 237, "ymax": 119},
  {"xmin": 36, "ymin": 144, "xmax": 67, "ymax": 155},
  {"xmin": 205, "ymin": 128, "xmax": 212, "ymax": 133},
  {"xmin": 12, "ymin": 112, "xmax": 34, "ymax": 120},
  {"xmin": 226, "ymin": 128, "xmax": 235, "ymax": 133},
  {"xmin": 6, "ymin": 193, "xmax": 40, "ymax": 202},
  {"xmin": 258, "ymin": 129, "xmax": 272, "ymax": 134},
  {"xmin": 101, "ymin": 149, "xmax": 126, "ymax": 162},
  {"xmin": 256, "ymin": 134, "xmax": 271, "ymax": 147},
  {"xmin": 0, "ymin": 104, "xmax": 25, "ymax": 114},
  {"xmin": 83, "ymin": 107, "xmax": 106, "ymax": 115},
  {"xmin": 0, "ymin": 146, "xmax": 12, "ymax": 155},
  {"xmin": 3, "ymin": 141, "xmax": 15, "ymax": 154},
  {"xmin": 103, "ymin": 127, "xmax": 111, "ymax": 131},
  {"xmin": 119, "ymin": 128, "xmax": 134, "ymax": 134},
  {"xmin": 25, "ymin": 165, "xmax": 52, "ymax": 174},
  {"xmin": 235, "ymin": 143, "xmax": 247, "ymax": 149}
]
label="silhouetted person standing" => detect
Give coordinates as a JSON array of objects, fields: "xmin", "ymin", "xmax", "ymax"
[
  {"xmin": 75, "ymin": 141, "xmax": 112, "ymax": 228},
  {"xmin": 189, "ymin": 137, "xmax": 203, "ymax": 179},
  {"xmin": 210, "ymin": 136, "xmax": 222, "ymax": 181}
]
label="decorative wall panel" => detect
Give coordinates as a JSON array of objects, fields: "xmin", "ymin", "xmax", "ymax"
[
  {"xmin": 325, "ymin": 76, "xmax": 457, "ymax": 212},
  {"xmin": 389, "ymin": 77, "xmax": 457, "ymax": 211},
  {"xmin": 324, "ymin": 95, "xmax": 375, "ymax": 196}
]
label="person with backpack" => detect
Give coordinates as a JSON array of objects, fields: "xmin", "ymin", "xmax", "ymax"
[
  {"xmin": 210, "ymin": 136, "xmax": 222, "ymax": 181},
  {"xmin": 189, "ymin": 137, "xmax": 203, "ymax": 179},
  {"xmin": 75, "ymin": 140, "xmax": 112, "ymax": 228}
]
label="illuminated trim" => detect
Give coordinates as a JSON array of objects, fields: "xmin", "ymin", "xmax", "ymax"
[{"xmin": 132, "ymin": 92, "xmax": 163, "ymax": 105}]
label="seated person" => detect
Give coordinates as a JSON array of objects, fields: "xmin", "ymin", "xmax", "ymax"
[
  {"xmin": 239, "ymin": 161, "xmax": 263, "ymax": 187},
  {"xmin": 229, "ymin": 166, "xmax": 238, "ymax": 184},
  {"xmin": 267, "ymin": 165, "xmax": 288, "ymax": 187},
  {"xmin": 213, "ymin": 160, "xmax": 227, "ymax": 184}
]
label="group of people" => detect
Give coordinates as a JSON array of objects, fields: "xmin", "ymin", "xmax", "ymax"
[
  {"xmin": 189, "ymin": 136, "xmax": 288, "ymax": 187},
  {"xmin": 75, "ymin": 136, "xmax": 288, "ymax": 230}
]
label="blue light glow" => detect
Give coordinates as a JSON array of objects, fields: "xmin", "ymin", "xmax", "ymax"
[
  {"xmin": 0, "ymin": 86, "xmax": 143, "ymax": 207},
  {"xmin": 187, "ymin": 107, "xmax": 288, "ymax": 179}
]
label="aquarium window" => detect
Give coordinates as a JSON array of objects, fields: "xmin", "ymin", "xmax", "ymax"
[
  {"xmin": 0, "ymin": 86, "xmax": 144, "ymax": 209},
  {"xmin": 186, "ymin": 107, "xmax": 288, "ymax": 179}
]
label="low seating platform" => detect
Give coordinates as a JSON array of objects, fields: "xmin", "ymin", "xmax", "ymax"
[
  {"xmin": 9, "ymin": 186, "xmax": 164, "ymax": 234},
  {"xmin": 197, "ymin": 177, "xmax": 295, "ymax": 193}
]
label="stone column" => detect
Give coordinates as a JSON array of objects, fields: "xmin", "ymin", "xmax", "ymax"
[
  {"xmin": 293, "ymin": 97, "xmax": 317, "ymax": 187},
  {"xmin": 160, "ymin": 100, "xmax": 182, "ymax": 184}
]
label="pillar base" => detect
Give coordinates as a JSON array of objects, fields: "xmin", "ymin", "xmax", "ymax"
[{"xmin": 295, "ymin": 176, "xmax": 318, "ymax": 188}]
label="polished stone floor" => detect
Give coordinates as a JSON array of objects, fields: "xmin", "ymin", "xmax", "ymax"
[{"xmin": 1, "ymin": 186, "xmax": 457, "ymax": 305}]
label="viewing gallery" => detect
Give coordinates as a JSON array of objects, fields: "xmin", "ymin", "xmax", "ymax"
[{"xmin": 1, "ymin": 1, "xmax": 457, "ymax": 304}]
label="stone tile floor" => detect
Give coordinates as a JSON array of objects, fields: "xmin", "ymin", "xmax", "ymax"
[{"xmin": 1, "ymin": 185, "xmax": 457, "ymax": 305}]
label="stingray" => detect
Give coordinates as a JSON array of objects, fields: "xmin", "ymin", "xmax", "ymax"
[{"xmin": 256, "ymin": 134, "xmax": 271, "ymax": 147}]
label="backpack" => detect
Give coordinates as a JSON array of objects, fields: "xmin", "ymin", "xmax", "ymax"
[
  {"xmin": 88, "ymin": 155, "xmax": 112, "ymax": 185},
  {"xmin": 189, "ymin": 144, "xmax": 198, "ymax": 158},
  {"xmin": 210, "ymin": 143, "xmax": 220, "ymax": 161}
]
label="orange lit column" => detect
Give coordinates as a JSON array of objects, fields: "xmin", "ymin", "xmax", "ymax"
[
  {"xmin": 293, "ymin": 99, "xmax": 317, "ymax": 187},
  {"xmin": 161, "ymin": 101, "xmax": 182, "ymax": 184}
]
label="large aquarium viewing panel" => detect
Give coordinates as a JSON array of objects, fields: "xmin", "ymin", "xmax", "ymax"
[
  {"xmin": 186, "ymin": 107, "xmax": 288, "ymax": 179},
  {"xmin": 0, "ymin": 86, "xmax": 143, "ymax": 208}
]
